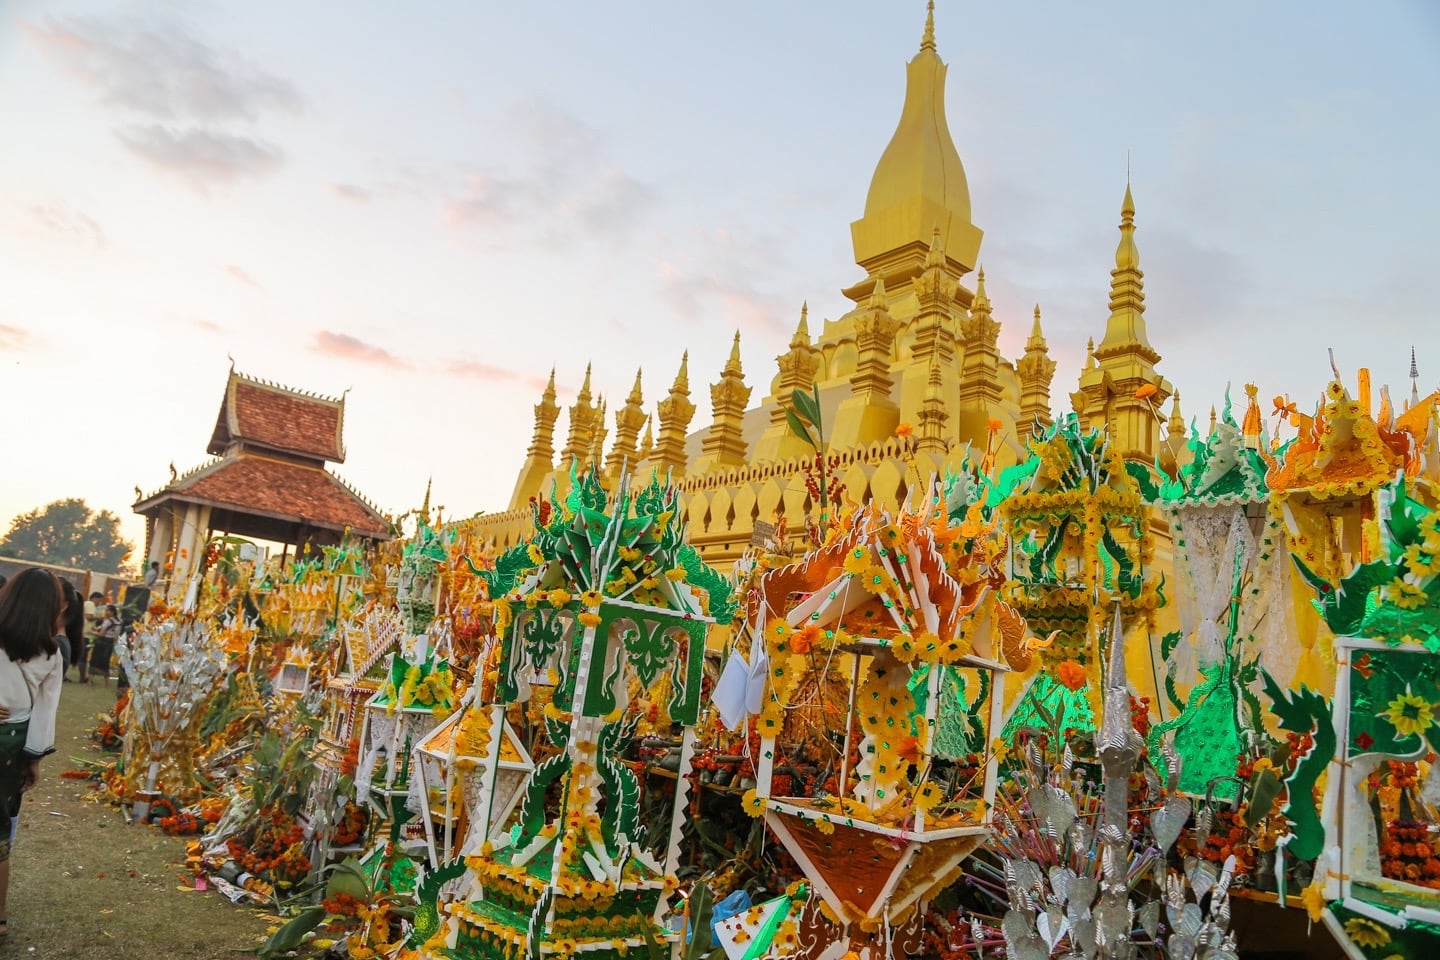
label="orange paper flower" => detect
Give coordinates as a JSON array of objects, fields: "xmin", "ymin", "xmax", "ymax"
[
  {"xmin": 1135, "ymin": 383, "xmax": 1158, "ymax": 400},
  {"xmin": 894, "ymin": 422, "xmax": 913, "ymax": 437},
  {"xmin": 1056, "ymin": 659, "xmax": 1088, "ymax": 691}
]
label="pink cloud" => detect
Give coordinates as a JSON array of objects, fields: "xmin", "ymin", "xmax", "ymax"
[
  {"xmin": 0, "ymin": 324, "xmax": 29, "ymax": 350},
  {"xmin": 327, "ymin": 182, "xmax": 372, "ymax": 203},
  {"xmin": 445, "ymin": 359, "xmax": 551, "ymax": 392},
  {"xmin": 311, "ymin": 330, "xmax": 410, "ymax": 370},
  {"xmin": 225, "ymin": 264, "xmax": 260, "ymax": 288}
]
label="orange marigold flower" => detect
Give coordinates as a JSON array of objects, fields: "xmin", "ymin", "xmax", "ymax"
[
  {"xmin": 1135, "ymin": 383, "xmax": 1158, "ymax": 400},
  {"xmin": 791, "ymin": 623, "xmax": 822, "ymax": 655},
  {"xmin": 894, "ymin": 423, "xmax": 913, "ymax": 437},
  {"xmin": 1055, "ymin": 659, "xmax": 1088, "ymax": 691}
]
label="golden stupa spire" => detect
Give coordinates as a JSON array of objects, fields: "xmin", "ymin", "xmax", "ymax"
[
  {"xmin": 916, "ymin": 355, "xmax": 949, "ymax": 454},
  {"xmin": 508, "ymin": 367, "xmax": 563, "ymax": 508},
  {"xmin": 605, "ymin": 369, "xmax": 647, "ymax": 480},
  {"xmin": 958, "ymin": 265, "xmax": 1002, "ymax": 410},
  {"xmin": 756, "ymin": 303, "xmax": 822, "ymax": 462},
  {"xmin": 849, "ymin": 0, "xmax": 982, "ymax": 283},
  {"xmin": 1017, "ymin": 304, "xmax": 1057, "ymax": 429},
  {"xmin": 560, "ymin": 361, "xmax": 598, "ymax": 468},
  {"xmin": 697, "ymin": 331, "xmax": 752, "ymax": 472},
  {"xmin": 832, "ymin": 277, "xmax": 901, "ymax": 449},
  {"xmin": 588, "ymin": 395, "xmax": 608, "ymax": 470},
  {"xmin": 637, "ymin": 414, "xmax": 654, "ymax": 462},
  {"xmin": 792, "ymin": 302, "xmax": 810, "ymax": 346},
  {"xmin": 654, "ymin": 352, "xmax": 696, "ymax": 476},
  {"xmin": 1097, "ymin": 180, "xmax": 1158, "ymax": 363}
]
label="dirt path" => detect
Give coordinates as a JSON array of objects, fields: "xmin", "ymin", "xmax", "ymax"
[{"xmin": 6, "ymin": 676, "xmax": 272, "ymax": 959}]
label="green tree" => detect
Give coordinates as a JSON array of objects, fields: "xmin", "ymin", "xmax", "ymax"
[{"xmin": 0, "ymin": 498, "xmax": 133, "ymax": 572}]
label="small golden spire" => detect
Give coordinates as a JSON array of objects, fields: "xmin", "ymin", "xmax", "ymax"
[
  {"xmin": 1084, "ymin": 337, "xmax": 1096, "ymax": 370},
  {"xmin": 1411, "ymin": 346, "xmax": 1421, "ymax": 406},
  {"xmin": 791, "ymin": 302, "xmax": 810, "ymax": 346},
  {"xmin": 1168, "ymin": 391, "xmax": 1185, "ymax": 437},
  {"xmin": 1027, "ymin": 305, "xmax": 1046, "ymax": 348},
  {"xmin": 869, "ymin": 277, "xmax": 889, "ymax": 310},
  {"xmin": 638, "ymin": 414, "xmax": 654, "ymax": 460},
  {"xmin": 1115, "ymin": 182, "xmax": 1139, "ymax": 271},
  {"xmin": 724, "ymin": 330, "xmax": 743, "ymax": 376},
  {"xmin": 626, "ymin": 368, "xmax": 643, "ymax": 405},
  {"xmin": 543, "ymin": 366, "xmax": 557, "ymax": 402},
  {"xmin": 972, "ymin": 265, "xmax": 989, "ymax": 306},
  {"xmin": 926, "ymin": 224, "xmax": 944, "ymax": 267},
  {"xmin": 920, "ymin": 0, "xmax": 936, "ymax": 53},
  {"xmin": 673, "ymin": 351, "xmax": 690, "ymax": 393}
]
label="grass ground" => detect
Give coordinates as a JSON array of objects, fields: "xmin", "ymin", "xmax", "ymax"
[{"xmin": 7, "ymin": 675, "xmax": 274, "ymax": 959}]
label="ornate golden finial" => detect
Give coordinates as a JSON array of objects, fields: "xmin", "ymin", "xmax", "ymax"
[
  {"xmin": 674, "ymin": 351, "xmax": 690, "ymax": 392},
  {"xmin": 869, "ymin": 277, "xmax": 889, "ymax": 310},
  {"xmin": 1115, "ymin": 182, "xmax": 1139, "ymax": 271},
  {"xmin": 638, "ymin": 414, "xmax": 654, "ymax": 461},
  {"xmin": 725, "ymin": 330, "xmax": 743, "ymax": 376},
  {"xmin": 972, "ymin": 266, "xmax": 990, "ymax": 310},
  {"xmin": 1084, "ymin": 338, "xmax": 1096, "ymax": 370},
  {"xmin": 606, "ymin": 369, "xmax": 647, "ymax": 479},
  {"xmin": 543, "ymin": 366, "xmax": 557, "ymax": 402},
  {"xmin": 1168, "ymin": 391, "xmax": 1185, "ymax": 436},
  {"xmin": 921, "ymin": 0, "xmax": 936, "ymax": 53},
  {"xmin": 420, "ymin": 476, "xmax": 432, "ymax": 525},
  {"xmin": 577, "ymin": 362, "xmax": 593, "ymax": 402},
  {"xmin": 1208, "ymin": 404, "xmax": 1218, "ymax": 437},
  {"xmin": 1028, "ymin": 304, "xmax": 1045, "ymax": 346},
  {"xmin": 791, "ymin": 302, "xmax": 810, "ymax": 346},
  {"xmin": 926, "ymin": 224, "xmax": 944, "ymax": 267}
]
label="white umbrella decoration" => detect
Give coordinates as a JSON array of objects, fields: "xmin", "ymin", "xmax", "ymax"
[{"xmin": 118, "ymin": 617, "xmax": 230, "ymax": 822}]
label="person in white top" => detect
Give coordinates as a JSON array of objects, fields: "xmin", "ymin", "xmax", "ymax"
[{"xmin": 0, "ymin": 568, "xmax": 65, "ymax": 942}]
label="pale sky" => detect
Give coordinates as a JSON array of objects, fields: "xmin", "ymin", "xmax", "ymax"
[{"xmin": 2, "ymin": 1, "xmax": 1437, "ymax": 556}]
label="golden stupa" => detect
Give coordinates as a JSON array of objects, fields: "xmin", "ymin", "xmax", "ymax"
[{"xmin": 473, "ymin": 3, "xmax": 1178, "ymax": 567}]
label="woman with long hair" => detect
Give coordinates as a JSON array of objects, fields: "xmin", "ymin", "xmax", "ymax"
[
  {"xmin": 57, "ymin": 579, "xmax": 84, "ymax": 680},
  {"xmin": 0, "ymin": 569, "xmax": 65, "ymax": 941}
]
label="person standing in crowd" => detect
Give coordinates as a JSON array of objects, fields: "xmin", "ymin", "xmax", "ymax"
[
  {"xmin": 143, "ymin": 562, "xmax": 159, "ymax": 587},
  {"xmin": 90, "ymin": 604, "xmax": 121, "ymax": 686},
  {"xmin": 59, "ymin": 581, "xmax": 84, "ymax": 683},
  {"xmin": 0, "ymin": 568, "xmax": 65, "ymax": 941},
  {"xmin": 81, "ymin": 592, "xmax": 102, "ymax": 684}
]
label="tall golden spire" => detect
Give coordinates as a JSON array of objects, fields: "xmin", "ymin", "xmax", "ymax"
[
  {"xmin": 915, "ymin": 356, "xmax": 949, "ymax": 455},
  {"xmin": 561, "ymin": 362, "xmax": 597, "ymax": 467},
  {"xmin": 696, "ymin": 332, "xmax": 753, "ymax": 473},
  {"xmin": 509, "ymin": 367, "xmax": 563, "ymax": 509},
  {"xmin": 605, "ymin": 369, "xmax": 647, "ymax": 480},
  {"xmin": 1097, "ymin": 182, "xmax": 1158, "ymax": 364},
  {"xmin": 1017, "ymin": 304, "xmax": 1057, "ymax": 429},
  {"xmin": 1072, "ymin": 181, "xmax": 1173, "ymax": 461},
  {"xmin": 958, "ymin": 267, "xmax": 1003, "ymax": 407},
  {"xmin": 654, "ymin": 353, "xmax": 696, "ymax": 476},
  {"xmin": 755, "ymin": 303, "xmax": 822, "ymax": 463},
  {"xmin": 848, "ymin": 0, "xmax": 982, "ymax": 293},
  {"xmin": 831, "ymin": 279, "xmax": 901, "ymax": 449}
]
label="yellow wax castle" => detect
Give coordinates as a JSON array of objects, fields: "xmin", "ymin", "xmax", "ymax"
[{"xmin": 475, "ymin": 3, "xmax": 1180, "ymax": 567}]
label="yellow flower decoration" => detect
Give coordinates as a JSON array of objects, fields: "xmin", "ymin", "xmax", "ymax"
[
  {"xmin": 664, "ymin": 566, "xmax": 687, "ymax": 581},
  {"xmin": 741, "ymin": 788, "xmax": 765, "ymax": 817},
  {"xmin": 548, "ymin": 589, "xmax": 572, "ymax": 608},
  {"xmin": 812, "ymin": 817, "xmax": 835, "ymax": 835},
  {"xmin": 579, "ymin": 589, "xmax": 603, "ymax": 609},
  {"xmin": 913, "ymin": 781, "xmax": 942, "ymax": 813},
  {"xmin": 843, "ymin": 547, "xmax": 870, "ymax": 576},
  {"xmin": 1385, "ymin": 577, "xmax": 1427, "ymax": 610},
  {"xmin": 1342, "ymin": 917, "xmax": 1390, "ymax": 949},
  {"xmin": 578, "ymin": 611, "xmax": 601, "ymax": 628},
  {"xmin": 1384, "ymin": 689, "xmax": 1436, "ymax": 739},
  {"xmin": 1300, "ymin": 881, "xmax": 1326, "ymax": 923}
]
